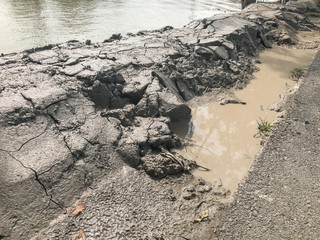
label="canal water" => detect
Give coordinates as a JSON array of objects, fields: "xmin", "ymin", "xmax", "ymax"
[{"xmin": 0, "ymin": 0, "xmax": 240, "ymax": 54}]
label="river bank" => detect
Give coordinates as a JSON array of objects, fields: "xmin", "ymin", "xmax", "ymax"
[{"xmin": 0, "ymin": 1, "xmax": 319, "ymax": 239}]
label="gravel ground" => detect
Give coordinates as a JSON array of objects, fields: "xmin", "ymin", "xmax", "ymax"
[{"xmin": 217, "ymin": 51, "xmax": 320, "ymax": 239}]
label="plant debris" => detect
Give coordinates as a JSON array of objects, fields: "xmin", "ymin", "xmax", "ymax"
[
  {"xmin": 193, "ymin": 209, "xmax": 209, "ymax": 223},
  {"xmin": 67, "ymin": 201, "xmax": 86, "ymax": 217},
  {"xmin": 290, "ymin": 66, "xmax": 305, "ymax": 81},
  {"xmin": 70, "ymin": 229, "xmax": 86, "ymax": 240}
]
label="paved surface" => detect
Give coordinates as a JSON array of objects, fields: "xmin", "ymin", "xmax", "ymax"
[{"xmin": 217, "ymin": 51, "xmax": 320, "ymax": 239}]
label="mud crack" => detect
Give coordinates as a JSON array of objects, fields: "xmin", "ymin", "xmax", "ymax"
[
  {"xmin": 20, "ymin": 93, "xmax": 35, "ymax": 108},
  {"xmin": 0, "ymin": 123, "xmax": 48, "ymax": 153},
  {"xmin": 3, "ymin": 151, "xmax": 64, "ymax": 210}
]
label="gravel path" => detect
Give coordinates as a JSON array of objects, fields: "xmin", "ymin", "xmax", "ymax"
[{"xmin": 217, "ymin": 51, "xmax": 320, "ymax": 239}]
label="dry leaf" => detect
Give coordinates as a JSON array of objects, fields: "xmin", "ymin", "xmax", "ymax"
[
  {"xmin": 70, "ymin": 229, "xmax": 86, "ymax": 240},
  {"xmin": 68, "ymin": 201, "xmax": 85, "ymax": 217},
  {"xmin": 193, "ymin": 209, "xmax": 209, "ymax": 223}
]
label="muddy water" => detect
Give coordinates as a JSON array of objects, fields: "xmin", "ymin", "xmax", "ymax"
[
  {"xmin": 0, "ymin": 0, "xmax": 240, "ymax": 54},
  {"xmin": 176, "ymin": 46, "xmax": 314, "ymax": 192}
]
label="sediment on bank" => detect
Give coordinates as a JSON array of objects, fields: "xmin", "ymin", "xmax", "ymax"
[{"xmin": 0, "ymin": 2, "xmax": 319, "ymax": 239}]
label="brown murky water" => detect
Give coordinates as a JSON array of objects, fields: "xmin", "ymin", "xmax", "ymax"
[
  {"xmin": 176, "ymin": 46, "xmax": 314, "ymax": 192},
  {"xmin": 0, "ymin": 0, "xmax": 240, "ymax": 54}
]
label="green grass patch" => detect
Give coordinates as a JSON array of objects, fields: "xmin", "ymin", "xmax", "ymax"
[
  {"xmin": 255, "ymin": 118, "xmax": 274, "ymax": 145},
  {"xmin": 290, "ymin": 66, "xmax": 305, "ymax": 81},
  {"xmin": 257, "ymin": 117, "xmax": 273, "ymax": 133}
]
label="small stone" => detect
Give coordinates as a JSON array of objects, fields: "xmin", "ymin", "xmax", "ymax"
[
  {"xmin": 194, "ymin": 46, "xmax": 216, "ymax": 59},
  {"xmin": 186, "ymin": 187, "xmax": 195, "ymax": 192},
  {"xmin": 198, "ymin": 178, "xmax": 206, "ymax": 186},
  {"xmin": 198, "ymin": 185, "xmax": 212, "ymax": 193},
  {"xmin": 98, "ymin": 54, "xmax": 107, "ymax": 59},
  {"xmin": 103, "ymin": 33, "xmax": 122, "ymax": 43},
  {"xmin": 182, "ymin": 192, "xmax": 197, "ymax": 200}
]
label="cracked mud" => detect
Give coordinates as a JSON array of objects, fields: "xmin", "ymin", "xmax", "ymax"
[{"xmin": 0, "ymin": 2, "xmax": 319, "ymax": 239}]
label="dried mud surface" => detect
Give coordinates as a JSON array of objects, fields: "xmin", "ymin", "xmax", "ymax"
[{"xmin": 0, "ymin": 2, "xmax": 319, "ymax": 239}]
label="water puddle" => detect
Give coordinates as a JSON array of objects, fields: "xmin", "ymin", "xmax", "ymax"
[{"xmin": 173, "ymin": 46, "xmax": 314, "ymax": 192}]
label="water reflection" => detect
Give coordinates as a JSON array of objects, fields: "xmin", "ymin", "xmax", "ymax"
[
  {"xmin": 169, "ymin": 117, "xmax": 194, "ymax": 139},
  {"xmin": 50, "ymin": 0, "xmax": 100, "ymax": 40},
  {"xmin": 1, "ymin": 0, "xmax": 49, "ymax": 50},
  {"xmin": 0, "ymin": 0, "xmax": 240, "ymax": 54}
]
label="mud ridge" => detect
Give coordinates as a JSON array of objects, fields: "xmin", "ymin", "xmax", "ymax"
[{"xmin": 0, "ymin": 2, "xmax": 319, "ymax": 239}]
